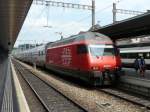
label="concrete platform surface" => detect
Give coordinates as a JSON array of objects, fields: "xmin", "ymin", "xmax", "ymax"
[
  {"xmin": 0, "ymin": 55, "xmax": 30, "ymax": 112},
  {"xmin": 122, "ymin": 68, "xmax": 150, "ymax": 79},
  {"xmin": 120, "ymin": 68, "xmax": 150, "ymax": 88}
]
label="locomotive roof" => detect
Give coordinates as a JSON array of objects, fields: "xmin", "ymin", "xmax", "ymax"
[{"xmin": 48, "ymin": 32, "xmax": 112, "ymax": 48}]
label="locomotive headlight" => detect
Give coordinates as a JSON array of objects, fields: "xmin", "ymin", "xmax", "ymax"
[
  {"xmin": 115, "ymin": 67, "xmax": 119, "ymax": 69},
  {"xmin": 115, "ymin": 66, "xmax": 121, "ymax": 70},
  {"xmin": 91, "ymin": 66, "xmax": 99, "ymax": 70}
]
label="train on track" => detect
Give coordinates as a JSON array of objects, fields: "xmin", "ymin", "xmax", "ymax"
[
  {"xmin": 14, "ymin": 32, "xmax": 122, "ymax": 86},
  {"xmin": 119, "ymin": 42, "xmax": 150, "ymax": 69}
]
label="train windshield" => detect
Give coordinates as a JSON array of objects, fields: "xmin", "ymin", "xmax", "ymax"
[{"xmin": 89, "ymin": 45, "xmax": 117, "ymax": 56}]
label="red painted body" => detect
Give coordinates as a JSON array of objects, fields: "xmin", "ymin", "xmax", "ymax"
[
  {"xmin": 46, "ymin": 44, "xmax": 121, "ymax": 72},
  {"xmin": 46, "ymin": 32, "xmax": 122, "ymax": 85}
]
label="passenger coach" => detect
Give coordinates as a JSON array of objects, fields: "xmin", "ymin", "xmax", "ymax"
[{"xmin": 120, "ymin": 42, "xmax": 150, "ymax": 69}]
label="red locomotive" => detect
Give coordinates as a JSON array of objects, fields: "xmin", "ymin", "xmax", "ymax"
[
  {"xmin": 14, "ymin": 32, "xmax": 121, "ymax": 86},
  {"xmin": 45, "ymin": 32, "xmax": 121, "ymax": 85}
]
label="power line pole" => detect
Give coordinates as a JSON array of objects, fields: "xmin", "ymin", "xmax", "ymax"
[
  {"xmin": 112, "ymin": 3, "xmax": 145, "ymax": 23},
  {"xmin": 34, "ymin": 0, "xmax": 95, "ymax": 29},
  {"xmin": 43, "ymin": 1, "xmax": 51, "ymax": 28},
  {"xmin": 92, "ymin": 0, "xmax": 95, "ymax": 30},
  {"xmin": 113, "ymin": 3, "xmax": 117, "ymax": 23}
]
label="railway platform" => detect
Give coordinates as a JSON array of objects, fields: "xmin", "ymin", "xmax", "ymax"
[
  {"xmin": 0, "ymin": 56, "xmax": 30, "ymax": 112},
  {"xmin": 121, "ymin": 68, "xmax": 150, "ymax": 88},
  {"xmin": 119, "ymin": 68, "xmax": 150, "ymax": 97},
  {"xmin": 123, "ymin": 68, "xmax": 150, "ymax": 79}
]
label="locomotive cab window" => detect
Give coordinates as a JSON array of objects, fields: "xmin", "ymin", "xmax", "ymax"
[
  {"xmin": 89, "ymin": 45, "xmax": 116, "ymax": 57},
  {"xmin": 77, "ymin": 44, "xmax": 88, "ymax": 54}
]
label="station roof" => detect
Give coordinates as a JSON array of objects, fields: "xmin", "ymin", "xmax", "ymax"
[
  {"xmin": 94, "ymin": 12, "xmax": 150, "ymax": 41},
  {"xmin": 0, "ymin": 0, "xmax": 32, "ymax": 52}
]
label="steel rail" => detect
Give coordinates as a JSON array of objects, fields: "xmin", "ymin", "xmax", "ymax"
[
  {"xmin": 13, "ymin": 60, "xmax": 86, "ymax": 112},
  {"xmin": 14, "ymin": 63, "xmax": 50, "ymax": 112},
  {"xmin": 98, "ymin": 88, "xmax": 150, "ymax": 109}
]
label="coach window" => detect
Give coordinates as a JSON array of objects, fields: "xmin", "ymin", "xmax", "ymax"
[
  {"xmin": 120, "ymin": 53, "xmax": 127, "ymax": 58},
  {"xmin": 138, "ymin": 53, "xmax": 143, "ymax": 58},
  {"xmin": 135, "ymin": 53, "xmax": 138, "ymax": 58},
  {"xmin": 120, "ymin": 53, "xmax": 123, "ymax": 58},
  {"xmin": 77, "ymin": 44, "xmax": 88, "ymax": 54},
  {"xmin": 130, "ymin": 53, "xmax": 137, "ymax": 59},
  {"xmin": 122, "ymin": 53, "xmax": 125, "ymax": 58},
  {"xmin": 128, "ymin": 53, "xmax": 131, "ymax": 58},
  {"xmin": 143, "ymin": 53, "xmax": 146, "ymax": 59},
  {"xmin": 134, "ymin": 53, "xmax": 138, "ymax": 58},
  {"xmin": 124, "ymin": 53, "xmax": 128, "ymax": 58},
  {"xmin": 42, "ymin": 51, "xmax": 45, "ymax": 55},
  {"xmin": 127, "ymin": 53, "xmax": 131, "ymax": 58}
]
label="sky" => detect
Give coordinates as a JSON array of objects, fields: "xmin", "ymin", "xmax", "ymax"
[{"xmin": 14, "ymin": 0, "xmax": 150, "ymax": 47}]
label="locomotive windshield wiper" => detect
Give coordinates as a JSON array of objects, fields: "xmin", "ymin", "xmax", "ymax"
[{"xmin": 96, "ymin": 55, "xmax": 100, "ymax": 59}]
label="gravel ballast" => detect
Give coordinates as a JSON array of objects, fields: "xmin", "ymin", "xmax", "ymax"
[{"xmin": 16, "ymin": 60, "xmax": 148, "ymax": 112}]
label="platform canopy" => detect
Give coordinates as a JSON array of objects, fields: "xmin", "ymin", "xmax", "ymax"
[
  {"xmin": 0, "ymin": 0, "xmax": 32, "ymax": 52},
  {"xmin": 94, "ymin": 12, "xmax": 150, "ymax": 41}
]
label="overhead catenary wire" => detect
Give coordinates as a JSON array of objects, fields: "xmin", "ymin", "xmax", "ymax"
[
  {"xmin": 27, "ymin": 6, "xmax": 47, "ymax": 28},
  {"xmin": 17, "ymin": 0, "xmax": 128, "ymax": 46},
  {"xmin": 60, "ymin": 3, "xmax": 113, "ymax": 29},
  {"xmin": 23, "ymin": 1, "xmax": 124, "ymax": 32},
  {"xmin": 61, "ymin": 0, "xmax": 125, "ymax": 29},
  {"xmin": 31, "ymin": 0, "xmax": 122, "ymax": 32}
]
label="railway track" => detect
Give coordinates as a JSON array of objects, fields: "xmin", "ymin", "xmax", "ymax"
[
  {"xmin": 13, "ymin": 59, "xmax": 150, "ymax": 112},
  {"xmin": 13, "ymin": 60, "xmax": 86, "ymax": 112},
  {"xmin": 98, "ymin": 88, "xmax": 150, "ymax": 110},
  {"xmin": 119, "ymin": 75, "xmax": 150, "ymax": 97}
]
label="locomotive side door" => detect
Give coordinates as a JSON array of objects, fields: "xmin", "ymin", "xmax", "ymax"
[{"xmin": 77, "ymin": 44, "xmax": 89, "ymax": 71}]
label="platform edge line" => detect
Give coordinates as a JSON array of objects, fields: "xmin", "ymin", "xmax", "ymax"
[{"xmin": 10, "ymin": 59, "xmax": 31, "ymax": 112}]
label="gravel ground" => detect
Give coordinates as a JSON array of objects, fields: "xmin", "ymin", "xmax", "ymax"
[{"xmin": 17, "ymin": 60, "xmax": 149, "ymax": 112}]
